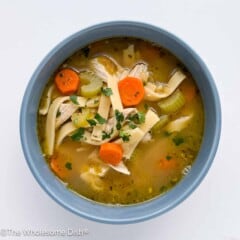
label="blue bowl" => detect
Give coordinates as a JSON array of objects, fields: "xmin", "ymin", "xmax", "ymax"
[{"xmin": 20, "ymin": 21, "xmax": 221, "ymax": 224}]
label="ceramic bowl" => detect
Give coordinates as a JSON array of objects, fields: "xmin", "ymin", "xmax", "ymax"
[{"xmin": 20, "ymin": 21, "xmax": 221, "ymax": 224}]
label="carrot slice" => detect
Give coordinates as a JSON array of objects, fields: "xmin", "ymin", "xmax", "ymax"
[
  {"xmin": 50, "ymin": 156, "xmax": 65, "ymax": 179},
  {"xmin": 99, "ymin": 143, "xmax": 123, "ymax": 166},
  {"xmin": 180, "ymin": 81, "xmax": 196, "ymax": 102},
  {"xmin": 118, "ymin": 77, "xmax": 145, "ymax": 107},
  {"xmin": 55, "ymin": 69, "xmax": 80, "ymax": 95}
]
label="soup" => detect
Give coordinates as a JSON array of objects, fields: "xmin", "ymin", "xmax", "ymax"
[{"xmin": 38, "ymin": 38, "xmax": 204, "ymax": 205}]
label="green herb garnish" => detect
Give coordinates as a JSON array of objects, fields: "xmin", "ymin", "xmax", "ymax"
[
  {"xmin": 128, "ymin": 112, "xmax": 145, "ymax": 124},
  {"xmin": 101, "ymin": 87, "xmax": 113, "ymax": 96},
  {"xmin": 70, "ymin": 95, "xmax": 78, "ymax": 105},
  {"xmin": 115, "ymin": 110, "xmax": 124, "ymax": 122},
  {"xmin": 144, "ymin": 103, "xmax": 149, "ymax": 110},
  {"xmin": 95, "ymin": 113, "xmax": 107, "ymax": 124},
  {"xmin": 172, "ymin": 136, "xmax": 185, "ymax": 146},
  {"xmin": 119, "ymin": 131, "xmax": 131, "ymax": 142},
  {"xmin": 166, "ymin": 155, "xmax": 172, "ymax": 160},
  {"xmin": 65, "ymin": 162, "xmax": 72, "ymax": 170},
  {"xmin": 137, "ymin": 112, "xmax": 145, "ymax": 124},
  {"xmin": 102, "ymin": 128, "xmax": 113, "ymax": 140},
  {"xmin": 163, "ymin": 131, "xmax": 172, "ymax": 137},
  {"xmin": 87, "ymin": 119, "xmax": 97, "ymax": 126},
  {"xmin": 115, "ymin": 110, "xmax": 124, "ymax": 130},
  {"xmin": 71, "ymin": 128, "xmax": 85, "ymax": 141},
  {"xmin": 129, "ymin": 122, "xmax": 137, "ymax": 129},
  {"xmin": 116, "ymin": 122, "xmax": 122, "ymax": 130}
]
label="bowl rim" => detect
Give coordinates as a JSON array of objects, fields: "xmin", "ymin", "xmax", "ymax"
[{"xmin": 20, "ymin": 21, "xmax": 221, "ymax": 224}]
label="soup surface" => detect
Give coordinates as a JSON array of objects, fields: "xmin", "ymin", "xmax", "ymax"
[{"xmin": 38, "ymin": 38, "xmax": 204, "ymax": 204}]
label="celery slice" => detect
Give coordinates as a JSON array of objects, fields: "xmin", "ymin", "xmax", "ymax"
[
  {"xmin": 151, "ymin": 115, "xmax": 169, "ymax": 134},
  {"xmin": 79, "ymin": 71, "xmax": 103, "ymax": 98},
  {"xmin": 71, "ymin": 108, "xmax": 94, "ymax": 128},
  {"xmin": 157, "ymin": 89, "xmax": 185, "ymax": 114}
]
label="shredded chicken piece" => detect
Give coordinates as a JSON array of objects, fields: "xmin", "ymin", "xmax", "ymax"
[
  {"xmin": 128, "ymin": 62, "xmax": 149, "ymax": 83},
  {"xmin": 55, "ymin": 103, "xmax": 79, "ymax": 128},
  {"xmin": 141, "ymin": 132, "xmax": 152, "ymax": 143},
  {"xmin": 165, "ymin": 114, "xmax": 193, "ymax": 133}
]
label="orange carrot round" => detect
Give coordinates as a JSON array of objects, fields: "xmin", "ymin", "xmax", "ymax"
[
  {"xmin": 99, "ymin": 143, "xmax": 123, "ymax": 166},
  {"xmin": 55, "ymin": 68, "xmax": 80, "ymax": 95},
  {"xmin": 118, "ymin": 77, "xmax": 145, "ymax": 106},
  {"xmin": 50, "ymin": 157, "xmax": 65, "ymax": 179},
  {"xmin": 180, "ymin": 81, "xmax": 196, "ymax": 102}
]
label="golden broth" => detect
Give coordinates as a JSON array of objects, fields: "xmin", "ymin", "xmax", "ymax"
[{"xmin": 38, "ymin": 38, "xmax": 204, "ymax": 205}]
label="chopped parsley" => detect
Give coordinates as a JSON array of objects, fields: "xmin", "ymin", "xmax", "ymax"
[
  {"xmin": 115, "ymin": 110, "xmax": 124, "ymax": 130},
  {"xmin": 70, "ymin": 95, "xmax": 79, "ymax": 105},
  {"xmin": 172, "ymin": 136, "xmax": 185, "ymax": 146},
  {"xmin": 166, "ymin": 155, "xmax": 172, "ymax": 160},
  {"xmin": 137, "ymin": 112, "xmax": 145, "ymax": 124},
  {"xmin": 95, "ymin": 113, "xmax": 107, "ymax": 124},
  {"xmin": 115, "ymin": 110, "xmax": 124, "ymax": 122},
  {"xmin": 119, "ymin": 131, "xmax": 131, "ymax": 142},
  {"xmin": 71, "ymin": 128, "xmax": 85, "ymax": 141},
  {"xmin": 101, "ymin": 87, "xmax": 113, "ymax": 96},
  {"xmin": 116, "ymin": 122, "xmax": 122, "ymax": 130},
  {"xmin": 129, "ymin": 122, "xmax": 137, "ymax": 129},
  {"xmin": 65, "ymin": 162, "xmax": 72, "ymax": 170},
  {"xmin": 164, "ymin": 131, "xmax": 172, "ymax": 137},
  {"xmin": 144, "ymin": 103, "xmax": 149, "ymax": 110},
  {"xmin": 102, "ymin": 128, "xmax": 113, "ymax": 140},
  {"xmin": 128, "ymin": 112, "xmax": 145, "ymax": 124},
  {"xmin": 87, "ymin": 119, "xmax": 97, "ymax": 126}
]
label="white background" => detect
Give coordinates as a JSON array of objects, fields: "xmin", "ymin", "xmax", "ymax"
[{"xmin": 0, "ymin": 0, "xmax": 239, "ymax": 239}]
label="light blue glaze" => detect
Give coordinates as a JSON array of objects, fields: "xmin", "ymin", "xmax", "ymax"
[{"xmin": 20, "ymin": 21, "xmax": 221, "ymax": 224}]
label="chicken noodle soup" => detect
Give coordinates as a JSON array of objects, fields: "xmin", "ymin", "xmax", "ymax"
[{"xmin": 38, "ymin": 38, "xmax": 204, "ymax": 204}]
